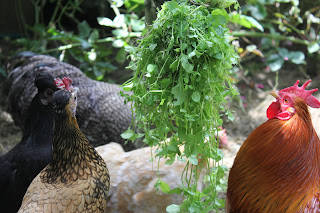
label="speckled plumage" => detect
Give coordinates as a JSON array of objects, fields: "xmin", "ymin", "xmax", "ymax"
[
  {"xmin": 18, "ymin": 89, "xmax": 110, "ymax": 213},
  {"xmin": 6, "ymin": 51, "xmax": 134, "ymax": 150}
]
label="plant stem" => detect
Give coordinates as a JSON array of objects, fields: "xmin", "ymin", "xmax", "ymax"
[{"xmin": 230, "ymin": 31, "xmax": 311, "ymax": 46}]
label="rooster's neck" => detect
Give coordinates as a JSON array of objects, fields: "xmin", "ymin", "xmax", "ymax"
[{"xmin": 228, "ymin": 100, "xmax": 320, "ymax": 212}]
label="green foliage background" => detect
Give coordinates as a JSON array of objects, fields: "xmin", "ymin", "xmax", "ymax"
[{"xmin": 0, "ymin": 0, "xmax": 319, "ymax": 211}]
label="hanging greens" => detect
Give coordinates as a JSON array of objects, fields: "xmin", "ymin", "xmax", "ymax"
[{"xmin": 121, "ymin": 0, "xmax": 239, "ymax": 211}]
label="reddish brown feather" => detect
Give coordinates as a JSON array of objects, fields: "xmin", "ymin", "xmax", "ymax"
[{"xmin": 227, "ymin": 98, "xmax": 320, "ymax": 213}]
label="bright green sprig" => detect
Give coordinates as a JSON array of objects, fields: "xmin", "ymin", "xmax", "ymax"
[{"xmin": 122, "ymin": 0, "xmax": 238, "ymax": 211}]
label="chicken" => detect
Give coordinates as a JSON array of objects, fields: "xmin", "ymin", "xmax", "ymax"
[
  {"xmin": 0, "ymin": 72, "xmax": 59, "ymax": 213},
  {"xmin": 6, "ymin": 51, "xmax": 134, "ymax": 150},
  {"xmin": 18, "ymin": 82, "xmax": 110, "ymax": 213},
  {"xmin": 226, "ymin": 80, "xmax": 320, "ymax": 212},
  {"xmin": 95, "ymin": 142, "xmax": 206, "ymax": 213}
]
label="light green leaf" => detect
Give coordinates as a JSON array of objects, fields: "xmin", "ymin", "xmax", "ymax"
[
  {"xmin": 97, "ymin": 17, "xmax": 114, "ymax": 27},
  {"xmin": 166, "ymin": 204, "xmax": 180, "ymax": 213},
  {"xmin": 230, "ymin": 14, "xmax": 264, "ymax": 32},
  {"xmin": 113, "ymin": 15, "xmax": 125, "ymax": 28},
  {"xmin": 159, "ymin": 180, "xmax": 171, "ymax": 193},
  {"xmin": 123, "ymin": 83, "xmax": 133, "ymax": 92},
  {"xmin": 266, "ymin": 54, "xmax": 284, "ymax": 71},
  {"xmin": 112, "ymin": 39, "xmax": 125, "ymax": 48},
  {"xmin": 121, "ymin": 129, "xmax": 135, "ymax": 139},
  {"xmin": 191, "ymin": 91, "xmax": 201, "ymax": 102},
  {"xmin": 149, "ymin": 43, "xmax": 157, "ymax": 50},
  {"xmin": 147, "ymin": 64, "xmax": 157, "ymax": 73},
  {"xmin": 288, "ymin": 51, "xmax": 305, "ymax": 64},
  {"xmin": 308, "ymin": 43, "xmax": 320, "ymax": 54},
  {"xmin": 181, "ymin": 54, "xmax": 194, "ymax": 73},
  {"xmin": 188, "ymin": 154, "xmax": 198, "ymax": 165},
  {"xmin": 171, "ymin": 84, "xmax": 185, "ymax": 106},
  {"xmin": 112, "ymin": 29, "xmax": 129, "ymax": 38}
]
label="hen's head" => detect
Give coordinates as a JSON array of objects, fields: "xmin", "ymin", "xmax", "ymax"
[
  {"xmin": 267, "ymin": 80, "xmax": 320, "ymax": 120},
  {"xmin": 34, "ymin": 72, "xmax": 58, "ymax": 106},
  {"xmin": 53, "ymin": 78, "xmax": 78, "ymax": 117}
]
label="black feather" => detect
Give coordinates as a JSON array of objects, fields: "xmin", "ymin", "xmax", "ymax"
[{"xmin": 0, "ymin": 72, "xmax": 56, "ymax": 213}]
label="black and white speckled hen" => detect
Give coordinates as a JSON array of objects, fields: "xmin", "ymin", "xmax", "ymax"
[
  {"xmin": 0, "ymin": 72, "xmax": 58, "ymax": 213},
  {"xmin": 6, "ymin": 51, "xmax": 134, "ymax": 150},
  {"xmin": 18, "ymin": 85, "xmax": 110, "ymax": 213}
]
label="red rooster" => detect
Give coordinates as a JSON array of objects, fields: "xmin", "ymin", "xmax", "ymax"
[{"xmin": 227, "ymin": 80, "xmax": 320, "ymax": 213}]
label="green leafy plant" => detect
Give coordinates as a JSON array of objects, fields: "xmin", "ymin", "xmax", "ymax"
[
  {"xmin": 121, "ymin": 0, "xmax": 239, "ymax": 211},
  {"xmin": 12, "ymin": 0, "xmax": 145, "ymax": 82},
  {"xmin": 229, "ymin": 0, "xmax": 320, "ymax": 73}
]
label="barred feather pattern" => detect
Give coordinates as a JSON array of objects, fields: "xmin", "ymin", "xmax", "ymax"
[
  {"xmin": 227, "ymin": 98, "xmax": 320, "ymax": 213},
  {"xmin": 18, "ymin": 98, "xmax": 110, "ymax": 213}
]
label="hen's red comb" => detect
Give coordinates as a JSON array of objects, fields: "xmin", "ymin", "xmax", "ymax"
[
  {"xmin": 62, "ymin": 77, "xmax": 73, "ymax": 90},
  {"xmin": 54, "ymin": 77, "xmax": 73, "ymax": 90},
  {"xmin": 54, "ymin": 78, "xmax": 65, "ymax": 90},
  {"xmin": 279, "ymin": 80, "xmax": 320, "ymax": 108}
]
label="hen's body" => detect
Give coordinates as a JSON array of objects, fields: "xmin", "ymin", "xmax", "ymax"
[
  {"xmin": 227, "ymin": 81, "xmax": 320, "ymax": 213},
  {"xmin": 18, "ymin": 88, "xmax": 110, "ymax": 213},
  {"xmin": 0, "ymin": 72, "xmax": 56, "ymax": 213},
  {"xmin": 7, "ymin": 51, "xmax": 134, "ymax": 150}
]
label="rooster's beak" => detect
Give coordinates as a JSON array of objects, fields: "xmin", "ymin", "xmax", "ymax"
[{"xmin": 270, "ymin": 91, "xmax": 279, "ymax": 99}]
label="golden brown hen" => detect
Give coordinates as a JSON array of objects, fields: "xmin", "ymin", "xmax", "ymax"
[{"xmin": 18, "ymin": 80, "xmax": 110, "ymax": 213}]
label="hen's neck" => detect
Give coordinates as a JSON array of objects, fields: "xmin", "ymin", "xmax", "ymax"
[
  {"xmin": 22, "ymin": 95, "xmax": 53, "ymax": 147},
  {"xmin": 52, "ymin": 115, "xmax": 92, "ymax": 163}
]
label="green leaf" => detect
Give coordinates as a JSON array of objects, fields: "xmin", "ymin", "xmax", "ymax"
[
  {"xmin": 168, "ymin": 187, "xmax": 183, "ymax": 194},
  {"xmin": 167, "ymin": 1, "xmax": 179, "ymax": 13},
  {"xmin": 181, "ymin": 54, "xmax": 194, "ymax": 73},
  {"xmin": 113, "ymin": 14, "xmax": 125, "ymax": 28},
  {"xmin": 121, "ymin": 129, "xmax": 135, "ymax": 139},
  {"xmin": 191, "ymin": 91, "xmax": 201, "ymax": 102},
  {"xmin": 97, "ymin": 17, "xmax": 114, "ymax": 27},
  {"xmin": 112, "ymin": 29, "xmax": 129, "ymax": 38},
  {"xmin": 159, "ymin": 180, "xmax": 171, "ymax": 193},
  {"xmin": 248, "ymin": 3, "xmax": 267, "ymax": 20},
  {"xmin": 88, "ymin": 30, "xmax": 99, "ymax": 43},
  {"xmin": 112, "ymin": 39, "xmax": 125, "ymax": 48},
  {"xmin": 266, "ymin": 54, "xmax": 284, "ymax": 71},
  {"xmin": 123, "ymin": 83, "xmax": 133, "ymax": 92},
  {"xmin": 78, "ymin": 21, "xmax": 91, "ymax": 38},
  {"xmin": 169, "ymin": 59, "xmax": 179, "ymax": 71},
  {"xmin": 288, "ymin": 51, "xmax": 305, "ymax": 64},
  {"xmin": 188, "ymin": 154, "xmax": 198, "ymax": 165},
  {"xmin": 171, "ymin": 84, "xmax": 186, "ymax": 106},
  {"xmin": 166, "ymin": 204, "xmax": 180, "ymax": 213},
  {"xmin": 308, "ymin": 43, "xmax": 320, "ymax": 54},
  {"xmin": 161, "ymin": 78, "xmax": 171, "ymax": 88},
  {"xmin": 147, "ymin": 64, "xmax": 157, "ymax": 73},
  {"xmin": 230, "ymin": 14, "xmax": 264, "ymax": 32},
  {"xmin": 149, "ymin": 43, "xmax": 157, "ymax": 51}
]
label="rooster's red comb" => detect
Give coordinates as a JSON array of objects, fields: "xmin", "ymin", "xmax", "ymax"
[{"xmin": 279, "ymin": 80, "xmax": 320, "ymax": 108}]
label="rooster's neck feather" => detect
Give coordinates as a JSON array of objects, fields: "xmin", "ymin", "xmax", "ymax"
[{"xmin": 228, "ymin": 99, "xmax": 320, "ymax": 212}]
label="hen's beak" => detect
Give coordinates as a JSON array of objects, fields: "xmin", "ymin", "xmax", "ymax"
[{"xmin": 270, "ymin": 91, "xmax": 279, "ymax": 99}]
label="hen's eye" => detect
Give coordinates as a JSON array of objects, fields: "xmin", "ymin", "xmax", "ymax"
[{"xmin": 284, "ymin": 98, "xmax": 289, "ymax": 104}]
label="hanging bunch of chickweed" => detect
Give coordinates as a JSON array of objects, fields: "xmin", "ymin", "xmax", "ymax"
[{"xmin": 121, "ymin": 0, "xmax": 239, "ymax": 211}]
